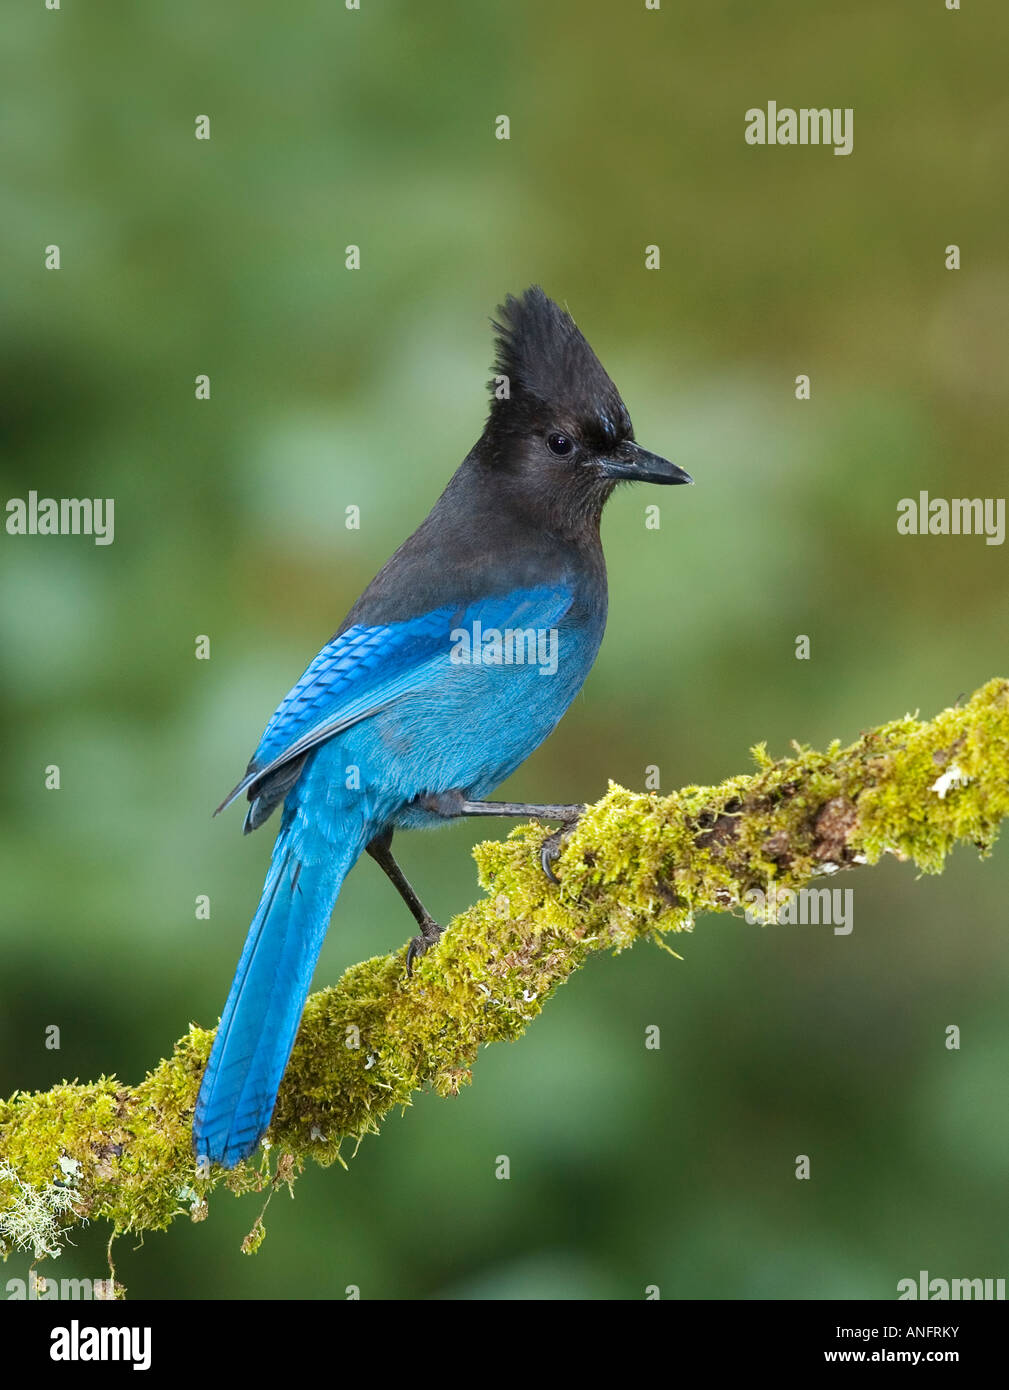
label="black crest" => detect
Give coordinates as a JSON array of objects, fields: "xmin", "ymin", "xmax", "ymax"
[{"xmin": 488, "ymin": 287, "xmax": 631, "ymax": 444}]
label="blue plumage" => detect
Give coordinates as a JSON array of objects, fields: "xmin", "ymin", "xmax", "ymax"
[{"xmin": 193, "ymin": 288, "xmax": 691, "ymax": 1167}]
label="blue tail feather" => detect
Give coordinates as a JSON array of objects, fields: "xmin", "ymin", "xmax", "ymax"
[{"xmin": 194, "ymin": 812, "xmax": 365, "ymax": 1168}]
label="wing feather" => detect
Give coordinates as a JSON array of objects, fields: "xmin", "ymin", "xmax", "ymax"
[{"xmin": 215, "ymin": 586, "xmax": 573, "ymax": 817}]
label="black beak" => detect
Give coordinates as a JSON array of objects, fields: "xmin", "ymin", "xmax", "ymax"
[{"xmin": 599, "ymin": 440, "xmax": 693, "ymax": 485}]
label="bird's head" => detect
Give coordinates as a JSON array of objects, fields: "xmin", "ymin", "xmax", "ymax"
[{"xmin": 482, "ymin": 287, "xmax": 691, "ymax": 519}]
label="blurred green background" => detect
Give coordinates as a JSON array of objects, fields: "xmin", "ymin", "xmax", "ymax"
[{"xmin": 2, "ymin": 0, "xmax": 1008, "ymax": 1300}]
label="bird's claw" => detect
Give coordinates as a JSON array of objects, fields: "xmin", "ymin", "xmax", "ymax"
[
  {"xmin": 540, "ymin": 817, "xmax": 581, "ymax": 884},
  {"xmin": 405, "ymin": 919, "xmax": 444, "ymax": 976}
]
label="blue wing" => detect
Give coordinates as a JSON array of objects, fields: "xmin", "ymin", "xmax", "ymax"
[{"xmin": 216, "ymin": 585, "xmax": 574, "ymax": 816}]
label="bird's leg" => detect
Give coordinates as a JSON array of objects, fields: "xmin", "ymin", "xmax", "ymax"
[
  {"xmin": 417, "ymin": 793, "xmax": 585, "ymax": 884},
  {"xmin": 365, "ymin": 828, "xmax": 443, "ymax": 975},
  {"xmin": 457, "ymin": 799, "xmax": 585, "ymax": 821},
  {"xmin": 459, "ymin": 800, "xmax": 585, "ymax": 880}
]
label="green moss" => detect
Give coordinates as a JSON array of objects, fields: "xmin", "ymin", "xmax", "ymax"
[{"xmin": 2, "ymin": 677, "xmax": 1007, "ymax": 1258}]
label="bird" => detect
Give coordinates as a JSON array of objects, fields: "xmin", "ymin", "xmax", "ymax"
[{"xmin": 193, "ymin": 286, "xmax": 693, "ymax": 1168}]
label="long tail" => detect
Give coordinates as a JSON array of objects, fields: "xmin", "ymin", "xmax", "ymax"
[{"xmin": 194, "ymin": 811, "xmax": 367, "ymax": 1168}]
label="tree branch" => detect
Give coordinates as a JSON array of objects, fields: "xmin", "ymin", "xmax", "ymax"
[{"xmin": 2, "ymin": 677, "xmax": 1008, "ymax": 1261}]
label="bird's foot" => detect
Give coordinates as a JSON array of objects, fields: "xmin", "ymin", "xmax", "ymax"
[
  {"xmin": 405, "ymin": 917, "xmax": 444, "ymax": 976},
  {"xmin": 540, "ymin": 815, "xmax": 582, "ymax": 884}
]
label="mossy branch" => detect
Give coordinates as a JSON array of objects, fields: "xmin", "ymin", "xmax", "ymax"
[{"xmin": 2, "ymin": 677, "xmax": 1008, "ymax": 1262}]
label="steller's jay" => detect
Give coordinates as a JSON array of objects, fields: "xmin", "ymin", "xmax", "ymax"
[{"xmin": 194, "ymin": 287, "xmax": 692, "ymax": 1168}]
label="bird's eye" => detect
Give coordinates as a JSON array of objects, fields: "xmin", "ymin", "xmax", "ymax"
[{"xmin": 546, "ymin": 433, "xmax": 574, "ymax": 457}]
